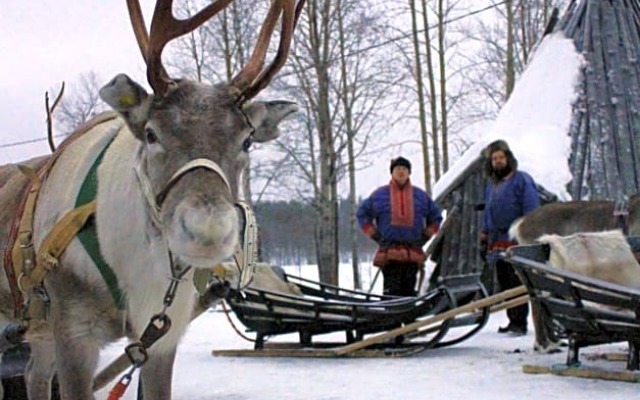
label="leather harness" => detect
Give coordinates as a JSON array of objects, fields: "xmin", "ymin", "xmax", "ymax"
[
  {"xmin": 6, "ymin": 115, "xmax": 257, "ymax": 322},
  {"xmin": 5, "ymin": 113, "xmax": 119, "ymax": 319}
]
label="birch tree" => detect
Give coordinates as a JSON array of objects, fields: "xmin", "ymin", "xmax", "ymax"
[
  {"xmin": 335, "ymin": 0, "xmax": 403, "ymax": 288},
  {"xmin": 272, "ymin": 0, "xmax": 401, "ymax": 285},
  {"xmin": 404, "ymin": 0, "xmax": 475, "ymax": 186},
  {"xmin": 409, "ymin": 0, "xmax": 433, "ymax": 192},
  {"xmin": 461, "ymin": 0, "xmax": 560, "ymax": 114}
]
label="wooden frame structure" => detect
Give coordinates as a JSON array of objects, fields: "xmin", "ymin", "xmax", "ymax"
[{"xmin": 505, "ymin": 236, "xmax": 640, "ymax": 381}]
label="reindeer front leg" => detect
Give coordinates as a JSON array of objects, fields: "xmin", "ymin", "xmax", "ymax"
[
  {"xmin": 139, "ymin": 348, "xmax": 177, "ymax": 400},
  {"xmin": 25, "ymin": 337, "xmax": 56, "ymax": 400},
  {"xmin": 531, "ymin": 301, "xmax": 548, "ymax": 351},
  {"xmin": 48, "ymin": 296, "xmax": 102, "ymax": 400},
  {"xmin": 53, "ymin": 331, "xmax": 101, "ymax": 399},
  {"xmin": 531, "ymin": 301, "xmax": 561, "ymax": 353}
]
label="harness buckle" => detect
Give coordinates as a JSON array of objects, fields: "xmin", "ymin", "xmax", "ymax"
[
  {"xmin": 139, "ymin": 313, "xmax": 172, "ymax": 348},
  {"xmin": 234, "ymin": 201, "xmax": 258, "ymax": 290},
  {"xmin": 124, "ymin": 342, "xmax": 149, "ymax": 367},
  {"xmin": 23, "ymin": 290, "xmax": 49, "ymax": 321}
]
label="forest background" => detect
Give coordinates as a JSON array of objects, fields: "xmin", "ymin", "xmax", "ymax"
[{"xmin": 2, "ymin": 0, "xmax": 564, "ymax": 287}]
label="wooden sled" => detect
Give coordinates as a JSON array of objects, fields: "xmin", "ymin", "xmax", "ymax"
[
  {"xmin": 506, "ymin": 236, "xmax": 640, "ymax": 378},
  {"xmin": 213, "ymin": 278, "xmax": 529, "ymax": 358}
]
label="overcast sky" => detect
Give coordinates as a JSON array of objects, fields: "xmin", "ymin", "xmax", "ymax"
[
  {"xmin": 0, "ymin": 1, "xmax": 157, "ymax": 163},
  {"xmin": 0, "ymin": 1, "xmax": 412, "ymax": 196},
  {"xmin": 0, "ymin": 0, "xmax": 433, "ymax": 198},
  {"xmin": 1, "ymin": 1, "xmax": 576, "ymax": 200}
]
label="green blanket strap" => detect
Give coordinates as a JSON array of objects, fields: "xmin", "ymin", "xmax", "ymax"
[{"xmin": 75, "ymin": 137, "xmax": 126, "ymax": 310}]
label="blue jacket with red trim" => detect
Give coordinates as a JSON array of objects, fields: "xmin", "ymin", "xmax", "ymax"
[{"xmin": 357, "ymin": 180, "xmax": 443, "ymax": 248}]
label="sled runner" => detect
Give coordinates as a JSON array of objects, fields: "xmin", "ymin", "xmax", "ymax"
[
  {"xmin": 506, "ymin": 236, "xmax": 640, "ymax": 374},
  {"xmin": 214, "ymin": 282, "xmax": 527, "ymax": 358},
  {"xmin": 215, "ymin": 268, "xmax": 497, "ymax": 356}
]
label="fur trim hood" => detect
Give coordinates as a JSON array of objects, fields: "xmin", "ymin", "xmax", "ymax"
[{"xmin": 483, "ymin": 139, "xmax": 518, "ymax": 182}]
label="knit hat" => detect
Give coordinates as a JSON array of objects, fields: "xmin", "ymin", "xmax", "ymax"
[{"xmin": 390, "ymin": 157, "xmax": 412, "ymax": 174}]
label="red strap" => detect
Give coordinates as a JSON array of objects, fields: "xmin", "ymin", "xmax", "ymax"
[
  {"xmin": 489, "ymin": 240, "xmax": 517, "ymax": 251},
  {"xmin": 108, "ymin": 382, "xmax": 128, "ymax": 400}
]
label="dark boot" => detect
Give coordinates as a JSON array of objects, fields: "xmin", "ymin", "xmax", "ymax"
[{"xmin": 498, "ymin": 323, "xmax": 527, "ymax": 336}]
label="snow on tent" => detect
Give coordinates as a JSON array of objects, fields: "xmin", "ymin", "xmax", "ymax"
[{"xmin": 426, "ymin": 0, "xmax": 640, "ymax": 293}]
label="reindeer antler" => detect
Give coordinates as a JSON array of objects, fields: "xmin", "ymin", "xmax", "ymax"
[
  {"xmin": 231, "ymin": 0, "xmax": 306, "ymax": 102},
  {"xmin": 127, "ymin": 0, "xmax": 235, "ymax": 96},
  {"xmin": 126, "ymin": 0, "xmax": 305, "ymax": 99}
]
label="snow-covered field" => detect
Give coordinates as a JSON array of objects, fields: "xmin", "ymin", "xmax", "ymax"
[{"xmin": 94, "ymin": 265, "xmax": 639, "ymax": 400}]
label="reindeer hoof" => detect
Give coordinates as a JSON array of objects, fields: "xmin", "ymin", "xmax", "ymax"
[{"xmin": 533, "ymin": 340, "xmax": 563, "ymax": 354}]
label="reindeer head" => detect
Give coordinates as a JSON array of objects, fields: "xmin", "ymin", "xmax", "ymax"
[{"xmin": 98, "ymin": 0, "xmax": 303, "ymax": 268}]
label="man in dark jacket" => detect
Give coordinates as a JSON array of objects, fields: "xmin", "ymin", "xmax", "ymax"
[
  {"xmin": 357, "ymin": 157, "xmax": 443, "ymax": 297},
  {"xmin": 480, "ymin": 140, "xmax": 540, "ymax": 335}
]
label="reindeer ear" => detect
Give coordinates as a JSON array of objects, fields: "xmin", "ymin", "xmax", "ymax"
[
  {"xmin": 100, "ymin": 74, "xmax": 151, "ymax": 127},
  {"xmin": 244, "ymin": 100, "xmax": 298, "ymax": 143}
]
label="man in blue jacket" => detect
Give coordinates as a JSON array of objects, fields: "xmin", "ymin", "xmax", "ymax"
[
  {"xmin": 357, "ymin": 157, "xmax": 443, "ymax": 297},
  {"xmin": 480, "ymin": 140, "xmax": 540, "ymax": 335}
]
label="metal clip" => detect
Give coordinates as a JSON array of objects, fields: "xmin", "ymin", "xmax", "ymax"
[
  {"xmin": 124, "ymin": 342, "xmax": 149, "ymax": 368},
  {"xmin": 25, "ymin": 293, "xmax": 49, "ymax": 321},
  {"xmin": 139, "ymin": 313, "xmax": 171, "ymax": 348}
]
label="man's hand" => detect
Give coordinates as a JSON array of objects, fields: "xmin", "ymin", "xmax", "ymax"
[
  {"xmin": 479, "ymin": 232, "xmax": 488, "ymax": 262},
  {"xmin": 419, "ymin": 224, "xmax": 439, "ymax": 246},
  {"xmin": 419, "ymin": 232, "xmax": 430, "ymax": 246},
  {"xmin": 362, "ymin": 223, "xmax": 382, "ymax": 244},
  {"xmin": 479, "ymin": 232, "xmax": 488, "ymax": 244}
]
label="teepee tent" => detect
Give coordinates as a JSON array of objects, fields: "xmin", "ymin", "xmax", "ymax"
[{"xmin": 562, "ymin": 0, "xmax": 640, "ymax": 199}]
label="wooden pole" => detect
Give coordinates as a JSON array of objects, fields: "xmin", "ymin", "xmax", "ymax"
[
  {"xmin": 334, "ymin": 285, "xmax": 528, "ymax": 356},
  {"xmin": 523, "ymin": 364, "xmax": 640, "ymax": 383}
]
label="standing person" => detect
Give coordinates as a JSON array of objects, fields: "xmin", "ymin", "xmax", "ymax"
[
  {"xmin": 357, "ymin": 157, "xmax": 443, "ymax": 297},
  {"xmin": 480, "ymin": 140, "xmax": 540, "ymax": 336}
]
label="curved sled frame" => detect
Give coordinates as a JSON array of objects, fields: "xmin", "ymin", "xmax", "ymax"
[
  {"xmin": 225, "ymin": 271, "xmax": 490, "ymax": 351},
  {"xmin": 506, "ymin": 236, "xmax": 640, "ymax": 371}
]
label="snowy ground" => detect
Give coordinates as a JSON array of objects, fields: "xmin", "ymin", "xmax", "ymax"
[
  {"xmin": 94, "ymin": 265, "xmax": 639, "ymax": 400},
  {"xmin": 94, "ymin": 307, "xmax": 637, "ymax": 400}
]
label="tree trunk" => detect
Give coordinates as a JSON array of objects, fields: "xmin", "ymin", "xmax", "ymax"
[
  {"xmin": 505, "ymin": 0, "xmax": 516, "ymax": 99},
  {"xmin": 409, "ymin": 0, "xmax": 432, "ymax": 194},
  {"xmin": 337, "ymin": 0, "xmax": 361, "ymax": 289},
  {"xmin": 519, "ymin": 0, "xmax": 529, "ymax": 65},
  {"xmin": 437, "ymin": 0, "xmax": 449, "ymax": 173},
  {"xmin": 421, "ymin": 0, "xmax": 441, "ymax": 181},
  {"xmin": 309, "ymin": 0, "xmax": 339, "ymax": 285}
]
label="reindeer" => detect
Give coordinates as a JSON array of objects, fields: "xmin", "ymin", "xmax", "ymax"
[
  {"xmin": 509, "ymin": 195, "xmax": 640, "ymax": 352},
  {"xmin": 0, "ymin": 0, "xmax": 305, "ymax": 398}
]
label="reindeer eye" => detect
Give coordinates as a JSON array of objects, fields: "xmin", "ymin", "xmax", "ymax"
[
  {"xmin": 145, "ymin": 127, "xmax": 158, "ymax": 144},
  {"xmin": 242, "ymin": 137, "xmax": 253, "ymax": 152}
]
